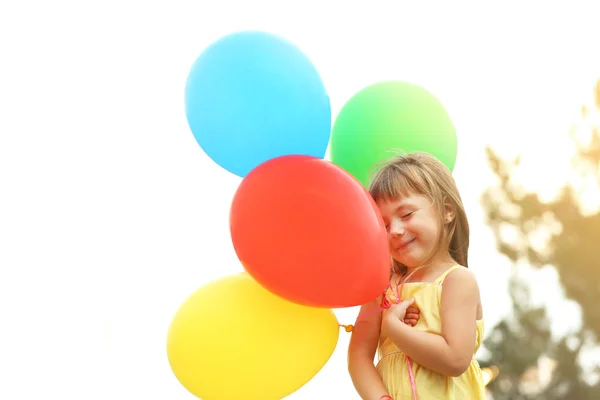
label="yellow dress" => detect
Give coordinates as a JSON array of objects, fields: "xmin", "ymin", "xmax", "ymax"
[{"xmin": 376, "ymin": 265, "xmax": 486, "ymax": 400}]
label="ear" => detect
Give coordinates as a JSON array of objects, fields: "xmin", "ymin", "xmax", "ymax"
[{"xmin": 443, "ymin": 199, "xmax": 456, "ymax": 224}]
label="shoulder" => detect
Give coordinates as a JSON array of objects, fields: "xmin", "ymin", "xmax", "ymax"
[
  {"xmin": 442, "ymin": 266, "xmax": 480, "ymax": 298},
  {"xmin": 444, "ymin": 265, "xmax": 478, "ymax": 283},
  {"xmin": 440, "ymin": 266, "xmax": 481, "ymax": 326}
]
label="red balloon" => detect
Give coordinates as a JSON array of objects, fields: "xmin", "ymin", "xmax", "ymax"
[{"xmin": 229, "ymin": 155, "xmax": 390, "ymax": 308}]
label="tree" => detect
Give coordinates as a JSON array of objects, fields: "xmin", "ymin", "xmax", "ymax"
[{"xmin": 479, "ymin": 79, "xmax": 600, "ymax": 399}]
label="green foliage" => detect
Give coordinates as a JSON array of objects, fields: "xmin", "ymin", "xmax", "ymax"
[{"xmin": 480, "ymin": 79, "xmax": 600, "ymax": 398}]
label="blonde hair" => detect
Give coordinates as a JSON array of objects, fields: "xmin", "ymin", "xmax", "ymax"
[{"xmin": 368, "ymin": 151, "xmax": 469, "ymax": 278}]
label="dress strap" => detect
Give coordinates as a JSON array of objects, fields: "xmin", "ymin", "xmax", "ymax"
[{"xmin": 434, "ymin": 264, "xmax": 463, "ymax": 284}]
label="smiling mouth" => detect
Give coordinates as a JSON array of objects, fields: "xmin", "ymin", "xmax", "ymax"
[{"xmin": 396, "ymin": 238, "xmax": 415, "ymax": 250}]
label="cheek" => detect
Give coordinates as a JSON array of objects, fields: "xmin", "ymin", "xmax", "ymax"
[
  {"xmin": 429, "ymin": 224, "xmax": 445, "ymax": 244},
  {"xmin": 387, "ymin": 236, "xmax": 395, "ymax": 248},
  {"xmin": 412, "ymin": 219, "xmax": 439, "ymax": 241}
]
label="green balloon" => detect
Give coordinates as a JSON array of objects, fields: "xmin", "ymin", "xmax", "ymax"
[{"xmin": 330, "ymin": 81, "xmax": 457, "ymax": 188}]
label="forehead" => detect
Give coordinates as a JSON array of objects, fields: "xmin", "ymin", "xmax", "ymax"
[{"xmin": 376, "ymin": 192, "xmax": 430, "ymax": 213}]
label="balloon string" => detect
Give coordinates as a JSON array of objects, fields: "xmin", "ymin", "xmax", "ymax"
[
  {"xmin": 341, "ymin": 278, "xmax": 403, "ymax": 330},
  {"xmin": 406, "ymin": 357, "xmax": 418, "ymax": 400}
]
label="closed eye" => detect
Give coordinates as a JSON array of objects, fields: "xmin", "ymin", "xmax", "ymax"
[{"xmin": 401, "ymin": 211, "xmax": 415, "ymax": 219}]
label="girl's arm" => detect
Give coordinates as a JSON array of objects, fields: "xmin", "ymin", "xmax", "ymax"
[
  {"xmin": 347, "ymin": 296, "xmax": 391, "ymax": 400},
  {"xmin": 384, "ymin": 268, "xmax": 480, "ymax": 377}
]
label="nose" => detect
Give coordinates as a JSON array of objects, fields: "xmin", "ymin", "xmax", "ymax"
[{"xmin": 389, "ymin": 218, "xmax": 405, "ymax": 237}]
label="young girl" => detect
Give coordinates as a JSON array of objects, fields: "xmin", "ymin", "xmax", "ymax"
[{"xmin": 347, "ymin": 152, "xmax": 486, "ymax": 400}]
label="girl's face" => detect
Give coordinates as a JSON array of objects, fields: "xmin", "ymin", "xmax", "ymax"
[{"xmin": 376, "ymin": 192, "xmax": 444, "ymax": 269}]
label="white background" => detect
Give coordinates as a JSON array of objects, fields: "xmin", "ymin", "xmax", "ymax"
[{"xmin": 1, "ymin": 1, "xmax": 599, "ymax": 399}]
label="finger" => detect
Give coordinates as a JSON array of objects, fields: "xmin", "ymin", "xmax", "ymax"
[
  {"xmin": 405, "ymin": 312, "xmax": 419, "ymax": 320},
  {"xmin": 407, "ymin": 319, "xmax": 418, "ymax": 326},
  {"xmin": 399, "ymin": 298, "xmax": 415, "ymax": 310},
  {"xmin": 406, "ymin": 306, "xmax": 420, "ymax": 314}
]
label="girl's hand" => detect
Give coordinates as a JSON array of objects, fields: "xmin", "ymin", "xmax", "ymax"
[{"xmin": 404, "ymin": 304, "xmax": 420, "ymax": 327}]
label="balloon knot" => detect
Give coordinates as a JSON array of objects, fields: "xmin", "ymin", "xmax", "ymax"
[
  {"xmin": 380, "ymin": 294, "xmax": 392, "ymax": 309},
  {"xmin": 340, "ymin": 324, "xmax": 354, "ymax": 333}
]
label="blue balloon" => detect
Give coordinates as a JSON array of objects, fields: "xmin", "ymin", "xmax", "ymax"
[{"xmin": 185, "ymin": 31, "xmax": 332, "ymax": 177}]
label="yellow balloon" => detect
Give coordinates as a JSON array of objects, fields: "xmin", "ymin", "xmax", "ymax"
[{"xmin": 167, "ymin": 272, "xmax": 339, "ymax": 400}]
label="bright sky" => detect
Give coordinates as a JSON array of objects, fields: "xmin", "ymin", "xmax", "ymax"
[{"xmin": 1, "ymin": 1, "xmax": 599, "ymax": 399}]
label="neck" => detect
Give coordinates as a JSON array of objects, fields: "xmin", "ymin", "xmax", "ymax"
[{"xmin": 403, "ymin": 251, "xmax": 456, "ymax": 280}]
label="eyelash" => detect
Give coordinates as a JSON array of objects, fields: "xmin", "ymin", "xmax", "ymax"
[{"xmin": 384, "ymin": 211, "xmax": 415, "ymax": 229}]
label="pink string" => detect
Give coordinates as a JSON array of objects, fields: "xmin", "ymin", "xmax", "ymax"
[
  {"xmin": 406, "ymin": 357, "xmax": 417, "ymax": 400},
  {"xmin": 354, "ymin": 279, "xmax": 403, "ymax": 321}
]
